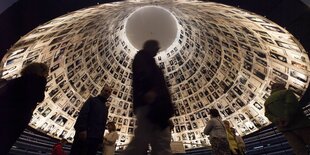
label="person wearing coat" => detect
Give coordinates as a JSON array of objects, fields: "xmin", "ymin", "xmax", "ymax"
[
  {"xmin": 0, "ymin": 62, "xmax": 48, "ymax": 155},
  {"xmin": 70, "ymin": 85, "xmax": 112, "ymax": 155},
  {"xmin": 264, "ymin": 83, "xmax": 310, "ymax": 155},
  {"xmin": 223, "ymin": 120, "xmax": 244, "ymax": 155},
  {"xmin": 204, "ymin": 109, "xmax": 231, "ymax": 155},
  {"xmin": 122, "ymin": 40, "xmax": 174, "ymax": 155}
]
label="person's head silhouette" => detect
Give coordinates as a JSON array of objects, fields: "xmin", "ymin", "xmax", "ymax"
[
  {"xmin": 271, "ymin": 82, "xmax": 286, "ymax": 92},
  {"xmin": 142, "ymin": 40, "xmax": 160, "ymax": 57},
  {"xmin": 21, "ymin": 62, "xmax": 49, "ymax": 78}
]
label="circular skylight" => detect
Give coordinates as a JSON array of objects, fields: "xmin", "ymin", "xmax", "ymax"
[{"xmin": 125, "ymin": 6, "xmax": 178, "ymax": 51}]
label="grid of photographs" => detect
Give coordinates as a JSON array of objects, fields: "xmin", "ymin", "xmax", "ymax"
[{"xmin": 1, "ymin": 0, "xmax": 309, "ymax": 150}]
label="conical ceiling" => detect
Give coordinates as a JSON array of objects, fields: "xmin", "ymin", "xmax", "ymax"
[{"xmin": 1, "ymin": 0, "xmax": 309, "ymax": 149}]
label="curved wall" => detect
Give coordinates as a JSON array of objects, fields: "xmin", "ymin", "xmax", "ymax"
[{"xmin": 1, "ymin": 0, "xmax": 310, "ymax": 150}]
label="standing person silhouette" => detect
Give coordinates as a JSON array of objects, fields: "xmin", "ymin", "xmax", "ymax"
[
  {"xmin": 264, "ymin": 83, "xmax": 310, "ymax": 155},
  {"xmin": 70, "ymin": 85, "xmax": 112, "ymax": 155},
  {"xmin": 122, "ymin": 40, "xmax": 174, "ymax": 155},
  {"xmin": 0, "ymin": 62, "xmax": 49, "ymax": 155}
]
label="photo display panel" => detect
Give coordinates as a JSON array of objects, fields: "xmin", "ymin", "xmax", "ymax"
[{"xmin": 1, "ymin": 0, "xmax": 309, "ymax": 150}]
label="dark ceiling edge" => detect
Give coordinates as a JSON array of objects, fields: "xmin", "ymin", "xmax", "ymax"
[
  {"xmin": 210, "ymin": 0, "xmax": 310, "ymax": 52},
  {"xmin": 0, "ymin": 0, "xmax": 121, "ymax": 60}
]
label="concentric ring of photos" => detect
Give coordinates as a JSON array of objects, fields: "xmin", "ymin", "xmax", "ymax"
[{"xmin": 1, "ymin": 0, "xmax": 309, "ymax": 150}]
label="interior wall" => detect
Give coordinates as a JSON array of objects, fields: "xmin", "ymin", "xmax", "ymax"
[
  {"xmin": 1, "ymin": 0, "xmax": 310, "ymax": 60},
  {"xmin": 210, "ymin": 0, "xmax": 310, "ymax": 55},
  {"xmin": 0, "ymin": 0, "xmax": 310, "ymax": 149},
  {"xmin": 210, "ymin": 0, "xmax": 310, "ymax": 113}
]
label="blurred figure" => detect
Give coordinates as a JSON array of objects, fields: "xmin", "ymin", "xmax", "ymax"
[
  {"xmin": 204, "ymin": 109, "xmax": 231, "ymax": 155},
  {"xmin": 223, "ymin": 120, "xmax": 244, "ymax": 155},
  {"xmin": 122, "ymin": 40, "xmax": 174, "ymax": 155},
  {"xmin": 264, "ymin": 83, "xmax": 310, "ymax": 155},
  {"xmin": 0, "ymin": 62, "xmax": 48, "ymax": 155},
  {"xmin": 52, "ymin": 139, "xmax": 68, "ymax": 155},
  {"xmin": 234, "ymin": 131, "xmax": 245, "ymax": 155},
  {"xmin": 70, "ymin": 85, "xmax": 112, "ymax": 155},
  {"xmin": 103, "ymin": 122, "xmax": 119, "ymax": 155}
]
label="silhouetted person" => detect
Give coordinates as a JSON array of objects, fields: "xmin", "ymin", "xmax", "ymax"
[
  {"xmin": 122, "ymin": 40, "xmax": 174, "ymax": 155},
  {"xmin": 70, "ymin": 85, "xmax": 112, "ymax": 155},
  {"xmin": 52, "ymin": 139, "xmax": 68, "ymax": 155},
  {"xmin": 204, "ymin": 109, "xmax": 231, "ymax": 155},
  {"xmin": 0, "ymin": 62, "xmax": 48, "ymax": 155},
  {"xmin": 264, "ymin": 83, "xmax": 310, "ymax": 155},
  {"xmin": 103, "ymin": 122, "xmax": 119, "ymax": 155}
]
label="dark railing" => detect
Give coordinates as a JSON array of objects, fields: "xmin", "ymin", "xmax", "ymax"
[
  {"xmin": 8, "ymin": 125, "xmax": 299, "ymax": 155},
  {"xmin": 242, "ymin": 125, "xmax": 294, "ymax": 155},
  {"xmin": 9, "ymin": 128, "xmax": 71, "ymax": 155}
]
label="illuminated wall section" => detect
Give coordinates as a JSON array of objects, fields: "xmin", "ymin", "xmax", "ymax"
[{"xmin": 1, "ymin": 0, "xmax": 309, "ymax": 150}]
